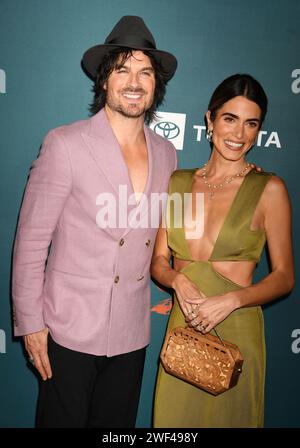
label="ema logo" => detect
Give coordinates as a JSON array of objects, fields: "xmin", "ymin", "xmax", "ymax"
[
  {"xmin": 0, "ymin": 69, "xmax": 6, "ymax": 94},
  {"xmin": 291, "ymin": 69, "xmax": 300, "ymax": 94},
  {"xmin": 150, "ymin": 112, "xmax": 186, "ymax": 150}
]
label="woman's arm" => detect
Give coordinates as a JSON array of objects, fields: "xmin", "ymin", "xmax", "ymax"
[
  {"xmin": 187, "ymin": 176, "xmax": 294, "ymax": 333},
  {"xmin": 231, "ymin": 176, "xmax": 294, "ymax": 306},
  {"xmin": 151, "ymin": 226, "xmax": 205, "ymax": 318}
]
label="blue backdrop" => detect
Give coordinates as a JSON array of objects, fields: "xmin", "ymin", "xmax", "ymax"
[{"xmin": 0, "ymin": 0, "xmax": 299, "ymax": 428}]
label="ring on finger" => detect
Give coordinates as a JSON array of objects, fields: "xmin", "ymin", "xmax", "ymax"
[{"xmin": 28, "ymin": 356, "xmax": 35, "ymax": 366}]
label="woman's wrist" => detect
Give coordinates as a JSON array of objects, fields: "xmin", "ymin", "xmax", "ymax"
[
  {"xmin": 226, "ymin": 290, "xmax": 242, "ymax": 311},
  {"xmin": 171, "ymin": 272, "xmax": 184, "ymax": 290}
]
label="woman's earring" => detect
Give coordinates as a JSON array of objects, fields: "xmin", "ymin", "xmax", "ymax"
[{"xmin": 206, "ymin": 129, "xmax": 213, "ymax": 143}]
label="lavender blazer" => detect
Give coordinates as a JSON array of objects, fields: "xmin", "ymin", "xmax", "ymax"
[{"xmin": 12, "ymin": 109, "xmax": 177, "ymax": 356}]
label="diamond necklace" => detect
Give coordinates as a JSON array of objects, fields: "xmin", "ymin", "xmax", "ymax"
[{"xmin": 201, "ymin": 162, "xmax": 251, "ymax": 199}]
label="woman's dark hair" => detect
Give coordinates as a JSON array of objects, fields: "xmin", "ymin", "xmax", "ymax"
[
  {"xmin": 208, "ymin": 74, "xmax": 268, "ymax": 126},
  {"xmin": 89, "ymin": 48, "xmax": 169, "ymax": 124}
]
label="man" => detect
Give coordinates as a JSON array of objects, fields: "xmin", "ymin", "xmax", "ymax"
[{"xmin": 12, "ymin": 16, "xmax": 177, "ymax": 428}]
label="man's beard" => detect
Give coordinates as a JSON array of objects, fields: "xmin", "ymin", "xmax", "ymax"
[{"xmin": 106, "ymin": 88, "xmax": 153, "ymax": 119}]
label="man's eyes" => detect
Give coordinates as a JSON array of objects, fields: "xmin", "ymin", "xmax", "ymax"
[
  {"xmin": 115, "ymin": 68, "xmax": 153, "ymax": 76},
  {"xmin": 248, "ymin": 121, "xmax": 259, "ymax": 128}
]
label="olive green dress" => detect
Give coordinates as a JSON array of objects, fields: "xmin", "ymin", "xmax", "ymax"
[{"xmin": 154, "ymin": 169, "xmax": 272, "ymax": 428}]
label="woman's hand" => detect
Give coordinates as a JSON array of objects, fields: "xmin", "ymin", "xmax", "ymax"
[
  {"xmin": 185, "ymin": 292, "xmax": 238, "ymax": 333},
  {"xmin": 171, "ymin": 273, "xmax": 206, "ymax": 318}
]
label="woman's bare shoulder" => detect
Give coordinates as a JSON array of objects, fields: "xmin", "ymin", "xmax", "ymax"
[
  {"xmin": 264, "ymin": 174, "xmax": 288, "ymax": 195},
  {"xmin": 261, "ymin": 174, "xmax": 290, "ymax": 210}
]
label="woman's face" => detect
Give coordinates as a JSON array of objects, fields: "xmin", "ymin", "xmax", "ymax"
[{"xmin": 206, "ymin": 95, "xmax": 262, "ymax": 161}]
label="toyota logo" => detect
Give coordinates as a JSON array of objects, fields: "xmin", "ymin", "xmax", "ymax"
[{"xmin": 154, "ymin": 121, "xmax": 180, "ymax": 139}]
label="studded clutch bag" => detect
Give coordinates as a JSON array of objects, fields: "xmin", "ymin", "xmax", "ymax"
[{"xmin": 160, "ymin": 326, "xmax": 244, "ymax": 396}]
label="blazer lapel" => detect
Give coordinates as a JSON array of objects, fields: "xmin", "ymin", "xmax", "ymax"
[
  {"xmin": 82, "ymin": 109, "xmax": 167, "ymax": 236},
  {"xmin": 144, "ymin": 125, "xmax": 167, "ymax": 197},
  {"xmin": 81, "ymin": 109, "xmax": 135, "ymax": 200},
  {"xmin": 121, "ymin": 126, "xmax": 167, "ymax": 238}
]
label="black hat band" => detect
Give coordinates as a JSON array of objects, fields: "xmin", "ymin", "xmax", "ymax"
[{"xmin": 108, "ymin": 36, "xmax": 156, "ymax": 49}]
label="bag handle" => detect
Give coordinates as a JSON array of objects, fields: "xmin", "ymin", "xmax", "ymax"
[
  {"xmin": 212, "ymin": 327, "xmax": 235, "ymax": 363},
  {"xmin": 187, "ymin": 325, "xmax": 236, "ymax": 364},
  {"xmin": 212, "ymin": 327, "xmax": 224, "ymax": 345}
]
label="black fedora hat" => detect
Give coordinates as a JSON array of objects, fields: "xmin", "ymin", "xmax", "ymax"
[{"xmin": 82, "ymin": 15, "xmax": 177, "ymax": 81}]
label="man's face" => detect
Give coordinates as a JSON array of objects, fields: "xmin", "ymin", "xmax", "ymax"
[{"xmin": 104, "ymin": 50, "xmax": 156, "ymax": 119}]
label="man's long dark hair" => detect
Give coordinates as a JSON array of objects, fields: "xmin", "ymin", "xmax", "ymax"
[{"xmin": 89, "ymin": 48, "xmax": 169, "ymax": 124}]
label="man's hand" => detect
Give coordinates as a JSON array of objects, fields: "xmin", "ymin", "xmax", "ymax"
[{"xmin": 24, "ymin": 328, "xmax": 52, "ymax": 380}]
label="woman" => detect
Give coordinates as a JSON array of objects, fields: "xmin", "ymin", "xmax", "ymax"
[{"xmin": 151, "ymin": 74, "xmax": 294, "ymax": 428}]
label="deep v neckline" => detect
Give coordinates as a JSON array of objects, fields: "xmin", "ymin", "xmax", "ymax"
[{"xmin": 180, "ymin": 168, "xmax": 253, "ymax": 262}]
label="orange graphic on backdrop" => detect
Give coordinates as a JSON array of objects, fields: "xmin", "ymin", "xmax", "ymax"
[{"xmin": 151, "ymin": 297, "xmax": 172, "ymax": 315}]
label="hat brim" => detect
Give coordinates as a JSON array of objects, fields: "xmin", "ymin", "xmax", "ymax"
[{"xmin": 82, "ymin": 43, "xmax": 177, "ymax": 81}]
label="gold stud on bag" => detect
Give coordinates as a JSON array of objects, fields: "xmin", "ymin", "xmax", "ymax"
[{"xmin": 160, "ymin": 326, "xmax": 244, "ymax": 396}]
